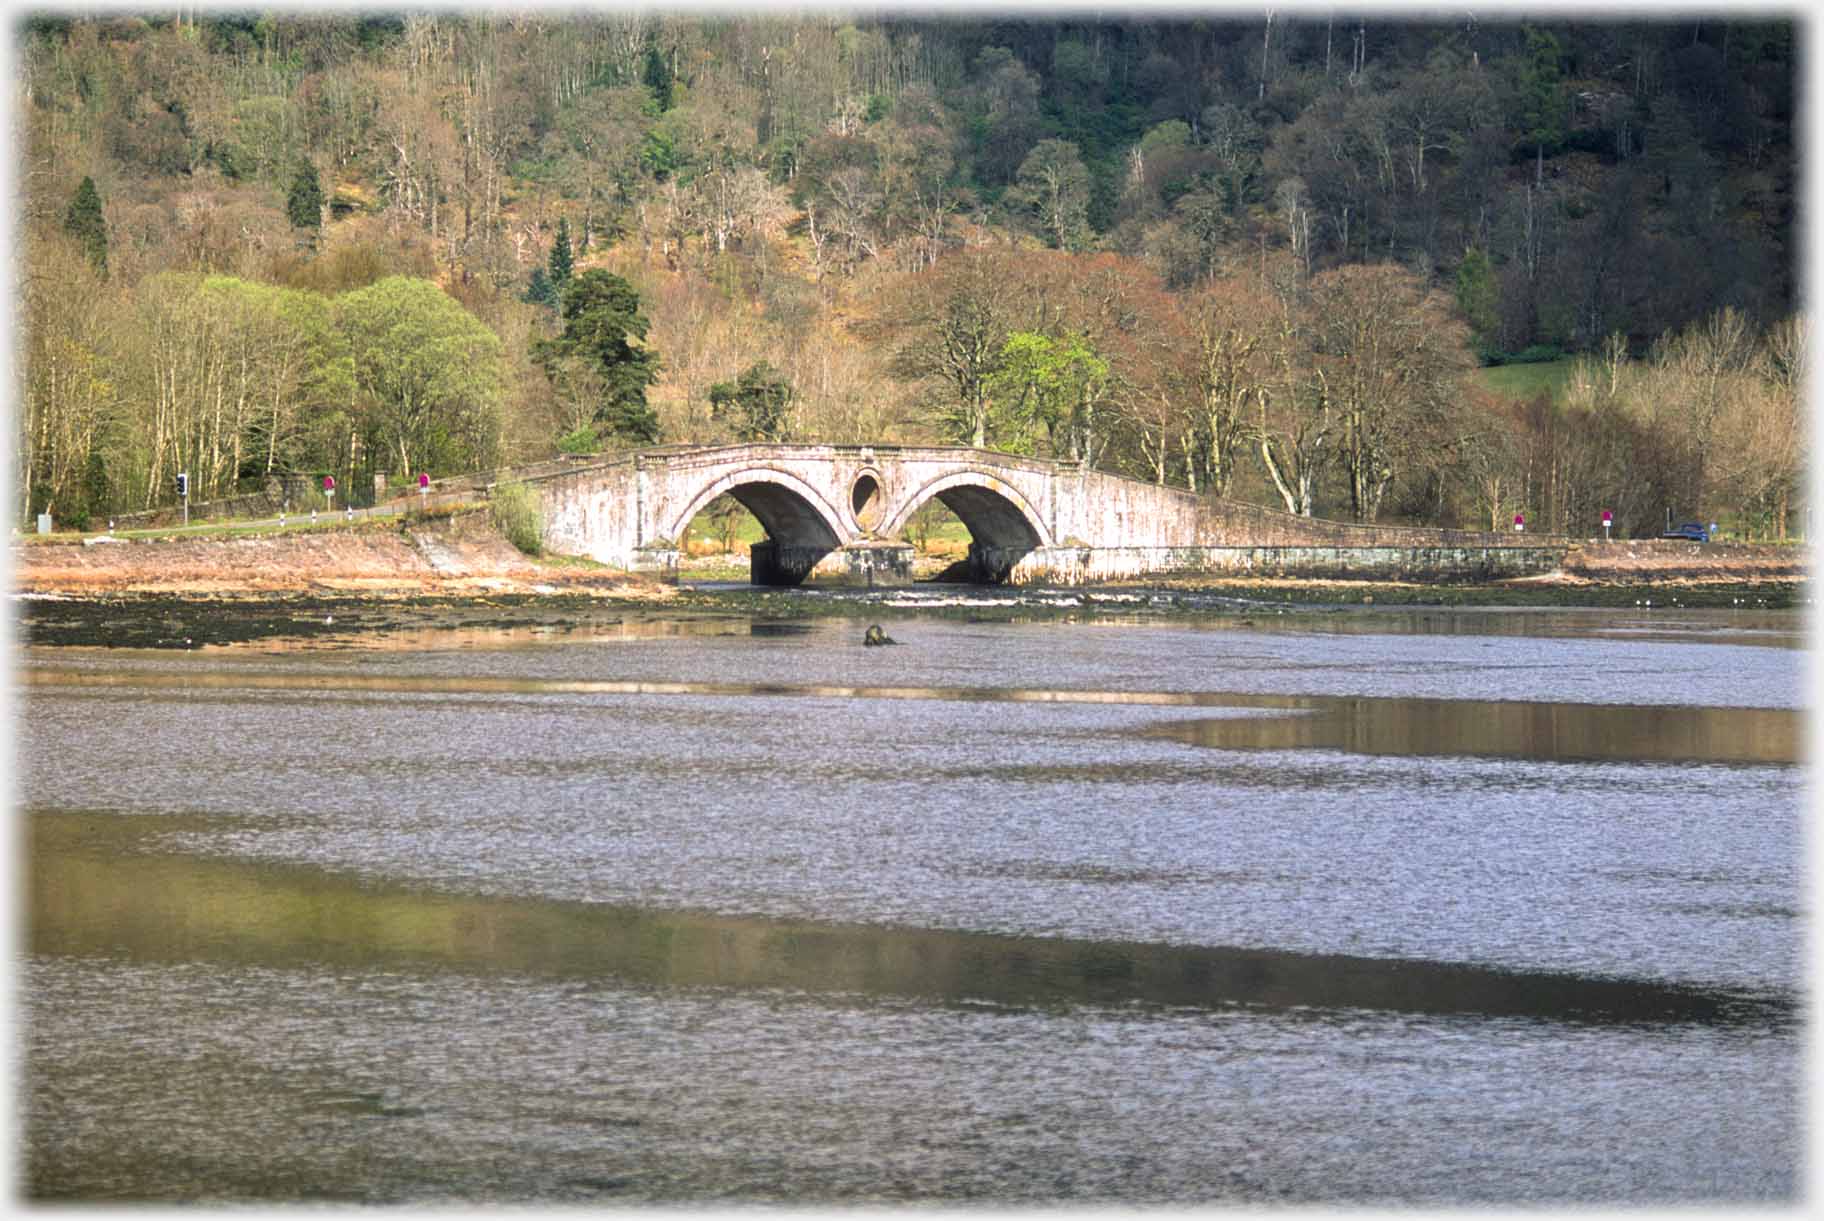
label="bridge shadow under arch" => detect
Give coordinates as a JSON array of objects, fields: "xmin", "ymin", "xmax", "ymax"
[
  {"xmin": 669, "ymin": 470, "xmax": 847, "ymax": 586},
  {"xmin": 885, "ymin": 473, "xmax": 1053, "ymax": 583}
]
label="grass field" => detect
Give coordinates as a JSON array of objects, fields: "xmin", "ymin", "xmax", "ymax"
[{"xmin": 1475, "ymin": 358, "xmax": 1578, "ymax": 403}]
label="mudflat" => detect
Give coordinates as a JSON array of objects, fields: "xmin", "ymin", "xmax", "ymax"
[{"xmin": 10, "ymin": 511, "xmax": 1805, "ymax": 650}]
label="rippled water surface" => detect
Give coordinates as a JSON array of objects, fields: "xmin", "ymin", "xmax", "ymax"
[{"xmin": 18, "ymin": 608, "xmax": 1807, "ymax": 1204}]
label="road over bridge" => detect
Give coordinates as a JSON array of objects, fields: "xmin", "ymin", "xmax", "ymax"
[{"xmin": 506, "ymin": 443, "xmax": 1568, "ymax": 587}]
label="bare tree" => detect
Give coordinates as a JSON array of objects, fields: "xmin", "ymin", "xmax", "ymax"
[
  {"xmin": 1181, "ymin": 277, "xmax": 1276, "ymax": 498},
  {"xmin": 881, "ymin": 250, "xmax": 1020, "ymax": 448},
  {"xmin": 1255, "ymin": 292, "xmax": 1333, "ymax": 517},
  {"xmin": 1305, "ymin": 263, "xmax": 1472, "ymax": 521},
  {"xmin": 1009, "ymin": 139, "xmax": 1092, "ymax": 251}
]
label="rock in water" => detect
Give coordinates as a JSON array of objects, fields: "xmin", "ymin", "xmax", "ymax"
[{"xmin": 863, "ymin": 624, "xmax": 897, "ymax": 647}]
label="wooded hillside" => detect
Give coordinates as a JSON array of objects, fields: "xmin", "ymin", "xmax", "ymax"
[{"xmin": 12, "ymin": 9, "xmax": 1806, "ymax": 539}]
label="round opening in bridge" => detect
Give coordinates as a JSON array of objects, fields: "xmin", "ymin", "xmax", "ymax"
[{"xmin": 850, "ymin": 472, "xmax": 882, "ymax": 531}]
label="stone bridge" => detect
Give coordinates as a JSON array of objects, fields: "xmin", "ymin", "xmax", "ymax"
[
  {"xmin": 524, "ymin": 443, "xmax": 1203, "ymax": 585},
  {"xmin": 504, "ymin": 443, "xmax": 1570, "ymax": 587}
]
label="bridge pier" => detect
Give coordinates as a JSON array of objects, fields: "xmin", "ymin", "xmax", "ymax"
[
  {"xmin": 752, "ymin": 541, "xmax": 915, "ymax": 588},
  {"xmin": 834, "ymin": 542, "xmax": 915, "ymax": 589},
  {"xmin": 966, "ymin": 542, "xmax": 1038, "ymax": 584},
  {"xmin": 749, "ymin": 541, "xmax": 823, "ymax": 586}
]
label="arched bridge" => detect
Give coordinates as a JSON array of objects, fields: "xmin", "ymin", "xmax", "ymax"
[
  {"xmin": 504, "ymin": 443, "xmax": 1570, "ymax": 587},
  {"xmin": 522, "ymin": 443, "xmax": 1203, "ymax": 586}
]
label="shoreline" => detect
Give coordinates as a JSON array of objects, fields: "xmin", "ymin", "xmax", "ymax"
[
  {"xmin": 13, "ymin": 578, "xmax": 1806, "ymax": 652},
  {"xmin": 10, "ymin": 514, "xmax": 1808, "ymax": 649}
]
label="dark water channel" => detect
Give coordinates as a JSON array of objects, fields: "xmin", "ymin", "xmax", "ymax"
[{"xmin": 16, "ymin": 605, "xmax": 1807, "ymax": 1204}]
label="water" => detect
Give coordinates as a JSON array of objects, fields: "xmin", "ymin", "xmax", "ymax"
[{"xmin": 16, "ymin": 607, "xmax": 1807, "ymax": 1204}]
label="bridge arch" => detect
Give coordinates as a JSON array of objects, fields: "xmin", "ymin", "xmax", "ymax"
[
  {"xmin": 666, "ymin": 466, "xmax": 852, "ymax": 549},
  {"xmin": 881, "ymin": 470, "xmax": 1055, "ymax": 550}
]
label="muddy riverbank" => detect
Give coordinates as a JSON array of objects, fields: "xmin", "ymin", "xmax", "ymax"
[{"xmin": 9, "ymin": 512, "xmax": 1807, "ymax": 649}]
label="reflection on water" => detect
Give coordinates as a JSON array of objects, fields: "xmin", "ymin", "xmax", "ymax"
[
  {"xmin": 1148, "ymin": 697, "xmax": 1802, "ymax": 766},
  {"xmin": 28, "ymin": 811, "xmax": 1789, "ymax": 1029},
  {"xmin": 25, "ymin": 665, "xmax": 1798, "ymax": 766}
]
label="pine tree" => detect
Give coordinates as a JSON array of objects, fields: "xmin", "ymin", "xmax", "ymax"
[
  {"xmin": 1454, "ymin": 248, "xmax": 1499, "ymax": 358},
  {"xmin": 523, "ymin": 266, "xmax": 556, "ymax": 307},
  {"xmin": 287, "ymin": 161, "xmax": 324, "ymax": 234},
  {"xmin": 643, "ymin": 44, "xmax": 675, "ymax": 111},
  {"xmin": 531, "ymin": 269, "xmax": 662, "ymax": 446},
  {"xmin": 80, "ymin": 450, "xmax": 111, "ymax": 521},
  {"xmin": 63, "ymin": 176, "xmax": 107, "ymax": 272},
  {"xmin": 548, "ymin": 217, "xmax": 574, "ymax": 287}
]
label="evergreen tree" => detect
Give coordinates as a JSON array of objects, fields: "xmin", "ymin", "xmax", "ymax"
[
  {"xmin": 531, "ymin": 269, "xmax": 661, "ymax": 446},
  {"xmin": 80, "ymin": 450, "xmax": 111, "ymax": 521},
  {"xmin": 1455, "ymin": 248, "xmax": 1500, "ymax": 358},
  {"xmin": 1516, "ymin": 26, "xmax": 1569, "ymax": 184},
  {"xmin": 524, "ymin": 266, "xmax": 556, "ymax": 307},
  {"xmin": 63, "ymin": 176, "xmax": 107, "ymax": 272},
  {"xmin": 548, "ymin": 217, "xmax": 574, "ymax": 287},
  {"xmin": 643, "ymin": 43, "xmax": 675, "ymax": 111},
  {"xmin": 286, "ymin": 161, "xmax": 325, "ymax": 234}
]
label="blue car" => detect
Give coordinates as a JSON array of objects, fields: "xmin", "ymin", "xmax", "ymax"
[{"xmin": 1661, "ymin": 522, "xmax": 1710, "ymax": 543}]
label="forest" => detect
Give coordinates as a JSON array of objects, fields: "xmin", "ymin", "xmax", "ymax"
[{"xmin": 11, "ymin": 7, "xmax": 1806, "ymax": 540}]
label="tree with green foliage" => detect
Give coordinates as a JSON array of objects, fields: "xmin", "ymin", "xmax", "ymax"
[
  {"xmin": 1515, "ymin": 25, "xmax": 1568, "ymax": 186},
  {"xmin": 79, "ymin": 449, "xmax": 111, "ymax": 524},
  {"xmin": 555, "ymin": 424, "xmax": 600, "ymax": 454},
  {"xmin": 987, "ymin": 330, "xmax": 1110, "ymax": 463},
  {"xmin": 63, "ymin": 176, "xmax": 107, "ymax": 273},
  {"xmin": 708, "ymin": 362, "xmax": 795, "ymax": 442},
  {"xmin": 286, "ymin": 161, "xmax": 324, "ymax": 235},
  {"xmin": 532, "ymin": 269, "xmax": 661, "ymax": 447},
  {"xmin": 1455, "ymin": 248, "xmax": 1500, "ymax": 358},
  {"xmin": 524, "ymin": 266, "xmax": 557, "ymax": 307},
  {"xmin": 335, "ymin": 276, "xmax": 506, "ymax": 479},
  {"xmin": 1200, "ymin": 102, "xmax": 1263, "ymax": 218},
  {"xmin": 548, "ymin": 216, "xmax": 574, "ymax": 287},
  {"xmin": 197, "ymin": 276, "xmax": 354, "ymax": 479},
  {"xmin": 1137, "ymin": 119, "xmax": 1191, "ymax": 156},
  {"xmin": 643, "ymin": 42, "xmax": 675, "ymax": 112},
  {"xmin": 969, "ymin": 46, "xmax": 1042, "ymax": 189},
  {"xmin": 490, "ymin": 480, "xmax": 544, "ymax": 555},
  {"xmin": 18, "ymin": 230, "xmax": 115, "ymax": 521}
]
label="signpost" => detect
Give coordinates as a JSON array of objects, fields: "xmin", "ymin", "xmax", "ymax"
[
  {"xmin": 323, "ymin": 474, "xmax": 336, "ymax": 513},
  {"xmin": 1513, "ymin": 512, "xmax": 1525, "ymax": 533},
  {"xmin": 419, "ymin": 472, "xmax": 429, "ymax": 512},
  {"xmin": 177, "ymin": 472, "xmax": 189, "ymax": 526},
  {"xmin": 1601, "ymin": 508, "xmax": 1613, "ymax": 542}
]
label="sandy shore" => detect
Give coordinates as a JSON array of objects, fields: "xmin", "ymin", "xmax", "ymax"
[
  {"xmin": 9, "ymin": 511, "xmax": 1806, "ymax": 603},
  {"xmin": 10, "ymin": 512, "xmax": 675, "ymax": 600}
]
